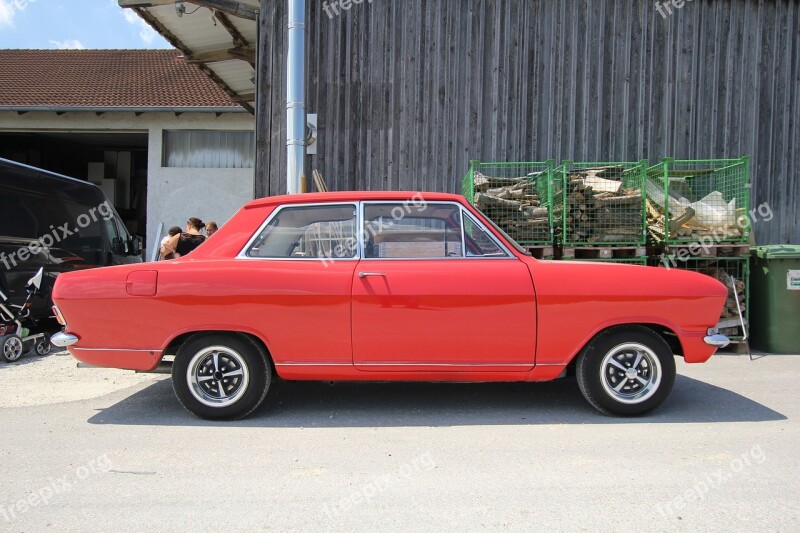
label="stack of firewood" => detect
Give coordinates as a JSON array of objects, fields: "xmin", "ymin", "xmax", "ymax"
[
  {"xmin": 564, "ymin": 167, "xmax": 644, "ymax": 244},
  {"xmin": 709, "ymin": 268, "xmax": 747, "ymax": 321},
  {"xmin": 472, "ymin": 171, "xmax": 550, "ymax": 242}
]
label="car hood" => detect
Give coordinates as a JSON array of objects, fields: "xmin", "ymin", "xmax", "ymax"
[{"xmin": 528, "ymin": 259, "xmax": 728, "ymax": 300}]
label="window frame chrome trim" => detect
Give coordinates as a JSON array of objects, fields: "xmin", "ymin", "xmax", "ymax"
[
  {"xmin": 236, "ymin": 201, "xmax": 361, "ymax": 261},
  {"xmin": 359, "ymin": 200, "xmax": 513, "ymax": 260},
  {"xmin": 460, "ymin": 208, "xmax": 512, "ymax": 258},
  {"xmin": 236, "ymin": 199, "xmax": 515, "ymax": 262}
]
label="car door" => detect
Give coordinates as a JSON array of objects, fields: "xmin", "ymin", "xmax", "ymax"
[
  {"xmin": 239, "ymin": 202, "xmax": 359, "ymax": 366},
  {"xmin": 351, "ymin": 201, "xmax": 537, "ymax": 371}
]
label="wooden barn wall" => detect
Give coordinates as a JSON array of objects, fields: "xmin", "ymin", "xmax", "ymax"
[{"xmin": 256, "ymin": 0, "xmax": 800, "ymax": 244}]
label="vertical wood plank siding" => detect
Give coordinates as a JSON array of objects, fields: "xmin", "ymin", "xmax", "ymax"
[{"xmin": 256, "ymin": 0, "xmax": 800, "ymax": 244}]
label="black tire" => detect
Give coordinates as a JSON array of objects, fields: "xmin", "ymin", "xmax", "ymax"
[
  {"xmin": 172, "ymin": 334, "xmax": 271, "ymax": 420},
  {"xmin": 576, "ymin": 326, "xmax": 676, "ymax": 416}
]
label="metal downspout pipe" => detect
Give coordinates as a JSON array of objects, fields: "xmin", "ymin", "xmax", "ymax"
[{"xmin": 286, "ymin": 0, "xmax": 306, "ymax": 194}]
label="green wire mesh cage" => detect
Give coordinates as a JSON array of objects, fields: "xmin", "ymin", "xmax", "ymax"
[
  {"xmin": 554, "ymin": 161, "xmax": 647, "ymax": 246},
  {"xmin": 645, "ymin": 157, "xmax": 750, "ymax": 244},
  {"xmin": 461, "ymin": 160, "xmax": 555, "ymax": 246},
  {"xmin": 655, "ymin": 256, "xmax": 749, "ymax": 340}
]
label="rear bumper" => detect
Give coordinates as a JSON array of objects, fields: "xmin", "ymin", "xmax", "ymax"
[
  {"xmin": 68, "ymin": 347, "xmax": 162, "ymax": 372},
  {"xmin": 51, "ymin": 331, "xmax": 79, "ymax": 347}
]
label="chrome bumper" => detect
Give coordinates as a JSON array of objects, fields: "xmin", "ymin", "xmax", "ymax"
[
  {"xmin": 51, "ymin": 331, "xmax": 79, "ymax": 348},
  {"xmin": 703, "ymin": 333, "xmax": 730, "ymax": 348}
]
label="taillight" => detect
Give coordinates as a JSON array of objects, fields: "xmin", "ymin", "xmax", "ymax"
[{"xmin": 52, "ymin": 305, "xmax": 66, "ymax": 326}]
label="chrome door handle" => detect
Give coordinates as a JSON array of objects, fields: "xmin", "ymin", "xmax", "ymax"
[{"xmin": 358, "ymin": 272, "xmax": 386, "ymax": 278}]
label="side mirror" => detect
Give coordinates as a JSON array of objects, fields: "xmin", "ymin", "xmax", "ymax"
[{"xmin": 27, "ymin": 267, "xmax": 44, "ymax": 291}]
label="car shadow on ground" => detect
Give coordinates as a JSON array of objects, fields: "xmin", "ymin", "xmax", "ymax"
[{"xmin": 87, "ymin": 374, "xmax": 787, "ymax": 427}]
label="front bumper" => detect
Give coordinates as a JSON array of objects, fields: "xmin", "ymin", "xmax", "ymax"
[{"xmin": 703, "ymin": 333, "xmax": 731, "ymax": 349}]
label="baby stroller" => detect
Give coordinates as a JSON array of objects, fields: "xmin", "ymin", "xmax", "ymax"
[{"xmin": 0, "ymin": 267, "xmax": 51, "ymax": 362}]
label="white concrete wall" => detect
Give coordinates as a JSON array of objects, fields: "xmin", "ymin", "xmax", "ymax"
[{"xmin": 0, "ymin": 111, "xmax": 255, "ymax": 258}]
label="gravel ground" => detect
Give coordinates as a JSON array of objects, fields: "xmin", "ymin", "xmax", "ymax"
[
  {"xmin": 0, "ymin": 350, "xmax": 797, "ymax": 531},
  {"xmin": 0, "ymin": 348, "xmax": 165, "ymax": 408}
]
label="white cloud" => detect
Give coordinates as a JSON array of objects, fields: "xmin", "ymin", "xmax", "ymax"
[
  {"xmin": 49, "ymin": 39, "xmax": 85, "ymax": 50},
  {"xmin": 0, "ymin": 0, "xmax": 17, "ymax": 29},
  {"xmin": 122, "ymin": 8, "xmax": 157, "ymax": 44},
  {"xmin": 0, "ymin": 0, "xmax": 17, "ymax": 28},
  {"xmin": 0, "ymin": 0, "xmax": 37, "ymax": 29}
]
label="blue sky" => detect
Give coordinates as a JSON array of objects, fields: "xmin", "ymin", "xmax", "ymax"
[{"xmin": 0, "ymin": 0, "xmax": 171, "ymax": 49}]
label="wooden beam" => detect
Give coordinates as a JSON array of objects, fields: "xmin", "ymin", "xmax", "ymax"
[
  {"xmin": 184, "ymin": 46, "xmax": 255, "ymax": 66},
  {"xmin": 118, "ymin": 0, "xmax": 258, "ymax": 21},
  {"xmin": 231, "ymin": 92, "xmax": 255, "ymax": 102},
  {"xmin": 130, "ymin": 6, "xmax": 253, "ymax": 114},
  {"xmin": 214, "ymin": 10, "xmax": 248, "ymax": 48}
]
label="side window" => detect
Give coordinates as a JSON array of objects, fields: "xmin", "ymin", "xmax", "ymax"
[
  {"xmin": 463, "ymin": 211, "xmax": 508, "ymax": 257},
  {"xmin": 246, "ymin": 204, "xmax": 357, "ymax": 259},
  {"xmin": 363, "ymin": 203, "xmax": 463, "ymax": 259}
]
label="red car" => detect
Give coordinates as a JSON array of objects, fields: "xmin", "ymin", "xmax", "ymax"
[{"xmin": 51, "ymin": 192, "xmax": 730, "ymax": 420}]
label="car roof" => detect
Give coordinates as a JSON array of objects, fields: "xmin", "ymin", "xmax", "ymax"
[
  {"xmin": 0, "ymin": 157, "xmax": 104, "ymax": 191},
  {"xmin": 244, "ymin": 191, "xmax": 465, "ymax": 209}
]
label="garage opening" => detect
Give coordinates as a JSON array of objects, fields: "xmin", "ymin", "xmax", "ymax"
[{"xmin": 0, "ymin": 131, "xmax": 149, "ymax": 240}]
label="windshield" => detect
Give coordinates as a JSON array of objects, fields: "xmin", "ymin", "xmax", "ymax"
[{"xmin": 0, "ymin": 185, "xmax": 129, "ymax": 263}]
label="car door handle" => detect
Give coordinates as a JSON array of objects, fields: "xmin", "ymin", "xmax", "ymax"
[{"xmin": 358, "ymin": 272, "xmax": 386, "ymax": 278}]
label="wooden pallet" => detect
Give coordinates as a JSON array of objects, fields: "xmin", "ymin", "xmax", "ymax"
[
  {"xmin": 663, "ymin": 242, "xmax": 750, "ymax": 258},
  {"xmin": 562, "ymin": 245, "xmax": 646, "ymax": 259},
  {"xmin": 525, "ymin": 245, "xmax": 555, "ymax": 259}
]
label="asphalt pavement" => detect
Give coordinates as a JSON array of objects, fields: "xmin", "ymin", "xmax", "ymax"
[{"xmin": 0, "ymin": 352, "xmax": 798, "ymax": 532}]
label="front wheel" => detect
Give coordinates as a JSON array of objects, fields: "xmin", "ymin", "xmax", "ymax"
[
  {"xmin": 172, "ymin": 334, "xmax": 271, "ymax": 420},
  {"xmin": 576, "ymin": 326, "xmax": 676, "ymax": 416}
]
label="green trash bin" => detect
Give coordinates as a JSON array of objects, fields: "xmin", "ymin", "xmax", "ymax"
[{"xmin": 750, "ymin": 245, "xmax": 800, "ymax": 353}]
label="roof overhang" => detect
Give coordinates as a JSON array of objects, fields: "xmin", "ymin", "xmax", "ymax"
[
  {"xmin": 118, "ymin": 0, "xmax": 259, "ymax": 114},
  {"xmin": 0, "ymin": 105, "xmax": 247, "ymax": 114}
]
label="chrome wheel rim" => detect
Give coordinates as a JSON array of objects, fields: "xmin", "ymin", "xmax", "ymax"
[
  {"xmin": 600, "ymin": 343, "xmax": 662, "ymax": 404},
  {"xmin": 3, "ymin": 337, "xmax": 23, "ymax": 361},
  {"xmin": 187, "ymin": 346, "xmax": 250, "ymax": 408}
]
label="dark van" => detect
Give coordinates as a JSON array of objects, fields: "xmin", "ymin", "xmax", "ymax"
[{"xmin": 0, "ymin": 158, "xmax": 142, "ymax": 320}]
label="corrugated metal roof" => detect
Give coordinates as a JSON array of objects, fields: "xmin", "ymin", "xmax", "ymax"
[{"xmin": 123, "ymin": 1, "xmax": 258, "ymax": 113}]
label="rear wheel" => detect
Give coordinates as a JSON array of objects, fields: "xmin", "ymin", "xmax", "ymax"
[
  {"xmin": 576, "ymin": 326, "xmax": 676, "ymax": 416},
  {"xmin": 1, "ymin": 335, "xmax": 24, "ymax": 362},
  {"xmin": 33, "ymin": 335, "xmax": 52, "ymax": 356},
  {"xmin": 172, "ymin": 334, "xmax": 271, "ymax": 420}
]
